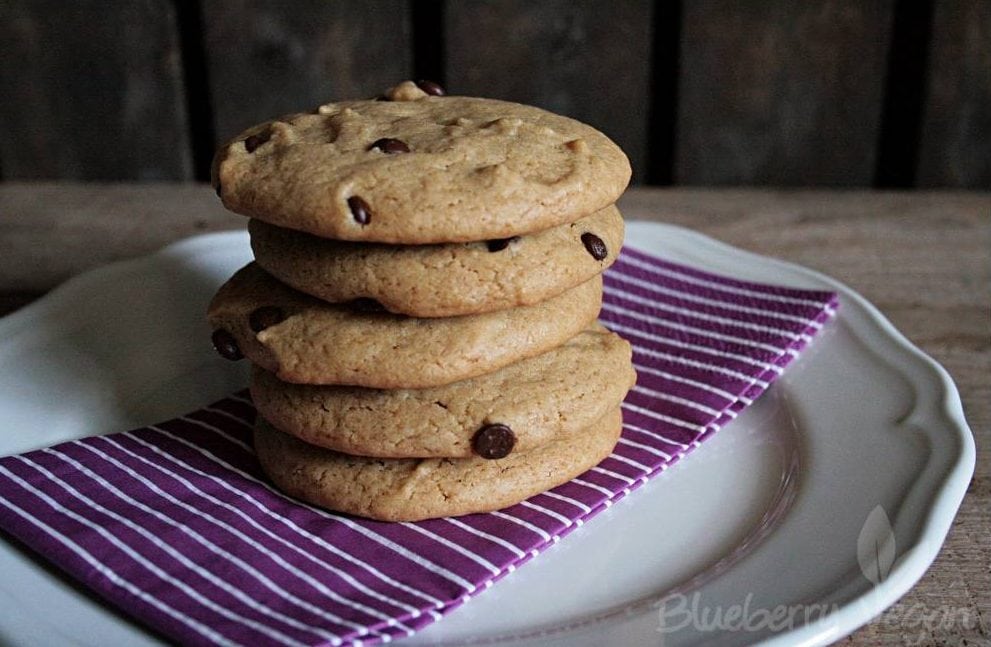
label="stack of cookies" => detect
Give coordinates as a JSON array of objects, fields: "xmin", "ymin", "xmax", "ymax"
[{"xmin": 207, "ymin": 80, "xmax": 636, "ymax": 522}]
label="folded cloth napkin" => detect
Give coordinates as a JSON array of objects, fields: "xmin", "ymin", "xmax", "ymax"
[{"xmin": 0, "ymin": 246, "xmax": 837, "ymax": 646}]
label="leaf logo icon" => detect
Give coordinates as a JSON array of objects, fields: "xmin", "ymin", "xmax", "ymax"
[{"xmin": 858, "ymin": 505, "xmax": 896, "ymax": 585}]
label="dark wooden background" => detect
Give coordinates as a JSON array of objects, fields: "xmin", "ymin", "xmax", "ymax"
[{"xmin": 0, "ymin": 0, "xmax": 987, "ymax": 188}]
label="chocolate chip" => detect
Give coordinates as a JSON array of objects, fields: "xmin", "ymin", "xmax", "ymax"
[
  {"xmin": 581, "ymin": 232, "xmax": 608, "ymax": 260},
  {"xmin": 472, "ymin": 424, "xmax": 516, "ymax": 459},
  {"xmin": 346, "ymin": 196, "xmax": 372, "ymax": 225},
  {"xmin": 347, "ymin": 297, "xmax": 386, "ymax": 313},
  {"xmin": 486, "ymin": 237, "xmax": 519, "ymax": 252},
  {"xmin": 248, "ymin": 306, "xmax": 285, "ymax": 332},
  {"xmin": 211, "ymin": 329, "xmax": 243, "ymax": 361},
  {"xmin": 244, "ymin": 129, "xmax": 271, "ymax": 153},
  {"xmin": 369, "ymin": 138, "xmax": 410, "ymax": 154},
  {"xmin": 416, "ymin": 79, "xmax": 445, "ymax": 96}
]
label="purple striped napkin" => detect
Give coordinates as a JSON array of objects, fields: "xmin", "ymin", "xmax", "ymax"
[{"xmin": 0, "ymin": 247, "xmax": 837, "ymax": 646}]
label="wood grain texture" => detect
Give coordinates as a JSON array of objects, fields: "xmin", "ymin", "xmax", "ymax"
[
  {"xmin": 676, "ymin": 0, "xmax": 893, "ymax": 186},
  {"xmin": 445, "ymin": 0, "xmax": 653, "ymax": 182},
  {"xmin": 917, "ymin": 0, "xmax": 991, "ymax": 189},
  {"xmin": 0, "ymin": 184, "xmax": 240, "ymax": 292},
  {"xmin": 0, "ymin": 0, "xmax": 192, "ymax": 180},
  {"xmin": 0, "ymin": 184, "xmax": 988, "ymax": 645},
  {"xmin": 202, "ymin": 0, "xmax": 412, "ymax": 144}
]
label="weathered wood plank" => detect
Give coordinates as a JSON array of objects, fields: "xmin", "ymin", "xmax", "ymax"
[
  {"xmin": 0, "ymin": 0, "xmax": 192, "ymax": 180},
  {"xmin": 0, "ymin": 183, "xmax": 240, "ymax": 292},
  {"xmin": 202, "ymin": 0, "xmax": 413, "ymax": 144},
  {"xmin": 676, "ymin": 0, "xmax": 893, "ymax": 186},
  {"xmin": 916, "ymin": 0, "xmax": 991, "ymax": 189},
  {"xmin": 445, "ymin": 0, "xmax": 653, "ymax": 183}
]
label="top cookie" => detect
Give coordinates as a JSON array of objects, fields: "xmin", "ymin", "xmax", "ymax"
[{"xmin": 213, "ymin": 81, "xmax": 631, "ymax": 244}]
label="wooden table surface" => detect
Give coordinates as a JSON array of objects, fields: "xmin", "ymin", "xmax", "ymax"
[{"xmin": 1, "ymin": 183, "xmax": 988, "ymax": 645}]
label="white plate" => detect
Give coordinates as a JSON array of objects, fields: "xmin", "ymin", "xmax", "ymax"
[{"xmin": 0, "ymin": 223, "xmax": 974, "ymax": 646}]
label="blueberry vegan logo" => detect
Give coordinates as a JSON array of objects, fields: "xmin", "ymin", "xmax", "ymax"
[
  {"xmin": 655, "ymin": 504, "xmax": 977, "ymax": 643},
  {"xmin": 857, "ymin": 505, "xmax": 896, "ymax": 585},
  {"xmin": 653, "ymin": 505, "xmax": 897, "ymax": 639}
]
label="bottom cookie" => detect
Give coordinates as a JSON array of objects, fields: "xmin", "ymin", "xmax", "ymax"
[{"xmin": 254, "ymin": 408, "xmax": 623, "ymax": 522}]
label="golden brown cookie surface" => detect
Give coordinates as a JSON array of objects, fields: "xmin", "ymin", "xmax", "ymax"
[
  {"xmin": 207, "ymin": 263, "xmax": 602, "ymax": 388},
  {"xmin": 253, "ymin": 407, "xmax": 623, "ymax": 522},
  {"xmin": 250, "ymin": 326, "xmax": 635, "ymax": 458},
  {"xmin": 213, "ymin": 83, "xmax": 631, "ymax": 244},
  {"xmin": 249, "ymin": 205, "xmax": 624, "ymax": 318}
]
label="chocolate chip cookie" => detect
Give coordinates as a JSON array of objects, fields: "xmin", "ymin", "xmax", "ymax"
[
  {"xmin": 249, "ymin": 326, "xmax": 635, "ymax": 458},
  {"xmin": 213, "ymin": 81, "xmax": 631, "ymax": 244},
  {"xmin": 249, "ymin": 205, "xmax": 623, "ymax": 317},
  {"xmin": 253, "ymin": 407, "xmax": 623, "ymax": 522},
  {"xmin": 208, "ymin": 263, "xmax": 602, "ymax": 388}
]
